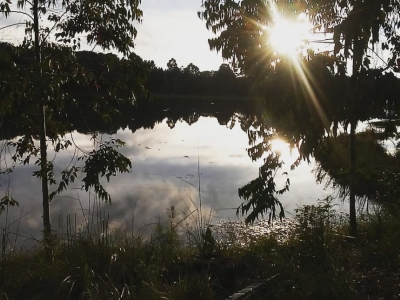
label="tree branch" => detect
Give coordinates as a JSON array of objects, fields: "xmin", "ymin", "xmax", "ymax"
[
  {"xmin": 367, "ymin": 46, "xmax": 389, "ymax": 67},
  {"xmin": 0, "ymin": 10, "xmax": 34, "ymax": 20},
  {"xmin": 0, "ymin": 22, "xmax": 25, "ymax": 31},
  {"xmin": 40, "ymin": 10, "xmax": 68, "ymax": 46}
]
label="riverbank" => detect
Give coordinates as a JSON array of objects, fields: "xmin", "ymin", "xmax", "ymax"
[
  {"xmin": 1, "ymin": 200, "xmax": 399, "ymax": 299},
  {"xmin": 152, "ymin": 94, "xmax": 252, "ymax": 102}
]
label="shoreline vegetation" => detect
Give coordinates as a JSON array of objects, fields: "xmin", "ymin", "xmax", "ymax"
[
  {"xmin": 1, "ymin": 198, "xmax": 400, "ymax": 299},
  {"xmin": 153, "ymin": 94, "xmax": 252, "ymax": 101}
]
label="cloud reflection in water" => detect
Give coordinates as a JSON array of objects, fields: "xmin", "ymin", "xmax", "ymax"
[{"xmin": 0, "ymin": 117, "xmax": 334, "ymax": 240}]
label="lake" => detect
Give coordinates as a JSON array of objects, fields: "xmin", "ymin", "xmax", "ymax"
[{"xmin": 0, "ymin": 99, "xmax": 342, "ymax": 241}]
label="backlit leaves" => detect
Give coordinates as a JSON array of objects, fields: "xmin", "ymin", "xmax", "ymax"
[
  {"xmin": 237, "ymin": 131, "xmax": 290, "ymax": 223},
  {"xmin": 80, "ymin": 138, "xmax": 132, "ymax": 202},
  {"xmin": 55, "ymin": 0, "xmax": 142, "ymax": 56},
  {"xmin": 0, "ymin": 195, "xmax": 19, "ymax": 215}
]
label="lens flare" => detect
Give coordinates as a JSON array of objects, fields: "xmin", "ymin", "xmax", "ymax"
[{"xmin": 268, "ymin": 19, "xmax": 311, "ymax": 57}]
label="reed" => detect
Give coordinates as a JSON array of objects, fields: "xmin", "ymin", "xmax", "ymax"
[{"xmin": 0, "ymin": 196, "xmax": 399, "ymax": 299}]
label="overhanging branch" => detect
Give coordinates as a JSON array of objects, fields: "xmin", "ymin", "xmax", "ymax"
[
  {"xmin": 0, "ymin": 22, "xmax": 25, "ymax": 31},
  {"xmin": 0, "ymin": 10, "xmax": 34, "ymax": 20}
]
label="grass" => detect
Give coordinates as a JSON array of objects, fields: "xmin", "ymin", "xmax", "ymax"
[
  {"xmin": 152, "ymin": 94, "xmax": 251, "ymax": 102},
  {"xmin": 0, "ymin": 198, "xmax": 400, "ymax": 299}
]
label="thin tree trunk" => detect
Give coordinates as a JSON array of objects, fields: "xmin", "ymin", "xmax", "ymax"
[
  {"xmin": 349, "ymin": 118, "xmax": 357, "ymax": 236},
  {"xmin": 348, "ymin": 55, "xmax": 358, "ymax": 237},
  {"xmin": 33, "ymin": 0, "xmax": 51, "ymax": 243}
]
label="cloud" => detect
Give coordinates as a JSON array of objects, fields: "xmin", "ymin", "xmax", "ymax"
[{"xmin": 0, "ymin": 155, "xmax": 254, "ymax": 239}]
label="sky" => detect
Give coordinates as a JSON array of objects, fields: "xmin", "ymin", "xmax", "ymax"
[
  {"xmin": 0, "ymin": 0, "xmax": 392, "ymax": 72},
  {"xmin": 133, "ymin": 0, "xmax": 224, "ymax": 71},
  {"xmin": 0, "ymin": 0, "xmax": 224, "ymax": 71}
]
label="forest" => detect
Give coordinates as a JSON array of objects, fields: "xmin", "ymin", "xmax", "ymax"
[{"xmin": 145, "ymin": 58, "xmax": 250, "ymax": 98}]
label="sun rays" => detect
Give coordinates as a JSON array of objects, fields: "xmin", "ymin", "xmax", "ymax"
[
  {"xmin": 267, "ymin": 15, "xmax": 312, "ymax": 58},
  {"xmin": 243, "ymin": 1, "xmax": 331, "ymax": 155},
  {"xmin": 232, "ymin": 1, "xmax": 330, "ymax": 142},
  {"xmin": 266, "ymin": 3, "xmax": 330, "ymax": 131}
]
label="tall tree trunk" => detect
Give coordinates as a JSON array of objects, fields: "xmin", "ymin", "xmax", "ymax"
[
  {"xmin": 33, "ymin": 0, "xmax": 51, "ymax": 243},
  {"xmin": 349, "ymin": 57, "xmax": 359, "ymax": 237},
  {"xmin": 349, "ymin": 118, "xmax": 357, "ymax": 236}
]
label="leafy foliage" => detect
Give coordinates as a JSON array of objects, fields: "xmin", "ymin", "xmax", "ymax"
[
  {"xmin": 199, "ymin": 0, "xmax": 400, "ymax": 225},
  {"xmin": 314, "ymin": 130, "xmax": 400, "ymax": 202},
  {"xmin": 80, "ymin": 138, "xmax": 131, "ymax": 201},
  {"xmin": 238, "ymin": 151, "xmax": 289, "ymax": 223},
  {"xmin": 0, "ymin": 195, "xmax": 19, "ymax": 214}
]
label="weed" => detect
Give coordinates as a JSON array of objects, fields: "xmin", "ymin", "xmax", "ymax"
[{"xmin": 0, "ymin": 196, "xmax": 400, "ymax": 299}]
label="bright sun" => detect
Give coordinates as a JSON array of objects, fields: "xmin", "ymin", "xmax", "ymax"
[
  {"xmin": 270, "ymin": 138, "xmax": 300, "ymax": 163},
  {"xmin": 270, "ymin": 138, "xmax": 288, "ymax": 155},
  {"xmin": 268, "ymin": 15, "xmax": 312, "ymax": 57}
]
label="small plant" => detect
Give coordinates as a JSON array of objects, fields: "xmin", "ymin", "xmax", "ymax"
[
  {"xmin": 164, "ymin": 275, "xmax": 214, "ymax": 300},
  {"xmin": 294, "ymin": 196, "xmax": 339, "ymax": 243}
]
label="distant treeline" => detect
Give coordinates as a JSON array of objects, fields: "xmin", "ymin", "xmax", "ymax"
[
  {"xmin": 0, "ymin": 42, "xmax": 250, "ymax": 102},
  {"xmin": 0, "ymin": 42, "xmax": 149, "ymax": 138},
  {"xmin": 144, "ymin": 58, "xmax": 250, "ymax": 98},
  {"xmin": 0, "ymin": 42, "xmax": 253, "ymax": 138}
]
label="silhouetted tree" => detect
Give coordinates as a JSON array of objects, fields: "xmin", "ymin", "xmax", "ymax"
[
  {"xmin": 0, "ymin": 0, "xmax": 142, "ymax": 243},
  {"xmin": 199, "ymin": 0, "xmax": 400, "ymax": 234}
]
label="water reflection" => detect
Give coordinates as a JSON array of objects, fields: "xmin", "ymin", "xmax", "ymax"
[{"xmin": 0, "ymin": 113, "xmax": 335, "ymax": 239}]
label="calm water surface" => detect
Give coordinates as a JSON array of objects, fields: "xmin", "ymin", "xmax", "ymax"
[{"xmin": 0, "ymin": 116, "xmax": 338, "ymax": 239}]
